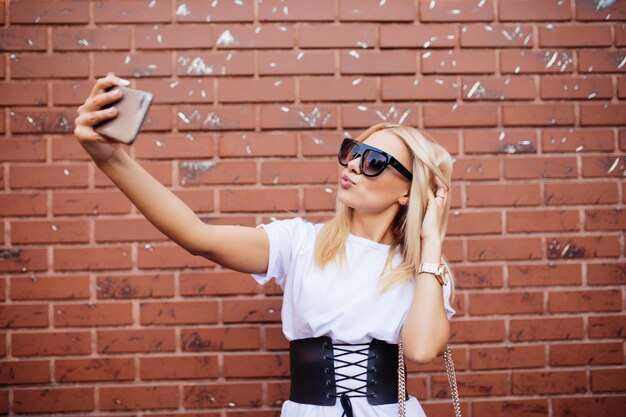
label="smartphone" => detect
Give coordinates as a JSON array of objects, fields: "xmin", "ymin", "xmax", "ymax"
[{"xmin": 94, "ymin": 85, "xmax": 153, "ymax": 145}]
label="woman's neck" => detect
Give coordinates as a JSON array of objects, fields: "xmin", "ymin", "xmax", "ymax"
[{"xmin": 349, "ymin": 207, "xmax": 399, "ymax": 245}]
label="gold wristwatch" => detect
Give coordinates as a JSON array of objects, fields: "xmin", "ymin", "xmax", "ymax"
[{"xmin": 418, "ymin": 262, "xmax": 450, "ymax": 286}]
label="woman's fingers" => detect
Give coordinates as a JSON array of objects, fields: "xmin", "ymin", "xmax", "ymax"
[
  {"xmin": 433, "ymin": 175, "xmax": 448, "ymax": 198},
  {"xmin": 75, "ymin": 105, "xmax": 118, "ymax": 128},
  {"xmin": 84, "ymin": 73, "xmax": 130, "ymax": 110}
]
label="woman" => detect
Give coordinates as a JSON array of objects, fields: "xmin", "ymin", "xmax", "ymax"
[{"xmin": 74, "ymin": 72, "xmax": 457, "ymax": 417}]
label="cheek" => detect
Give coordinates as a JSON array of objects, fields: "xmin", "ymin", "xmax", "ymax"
[{"xmin": 337, "ymin": 177, "xmax": 401, "ymax": 211}]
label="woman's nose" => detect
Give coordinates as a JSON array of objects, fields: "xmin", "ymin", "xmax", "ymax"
[{"xmin": 346, "ymin": 153, "xmax": 361, "ymax": 174}]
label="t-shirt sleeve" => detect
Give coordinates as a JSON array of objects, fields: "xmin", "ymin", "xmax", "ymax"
[
  {"xmin": 251, "ymin": 217, "xmax": 309, "ymax": 289},
  {"xmin": 442, "ymin": 275, "xmax": 456, "ymax": 320}
]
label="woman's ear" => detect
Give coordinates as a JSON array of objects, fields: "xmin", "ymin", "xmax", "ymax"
[{"xmin": 398, "ymin": 191, "xmax": 410, "ymax": 206}]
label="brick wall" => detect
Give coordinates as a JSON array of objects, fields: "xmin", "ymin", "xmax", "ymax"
[{"xmin": 0, "ymin": 0, "xmax": 625, "ymax": 416}]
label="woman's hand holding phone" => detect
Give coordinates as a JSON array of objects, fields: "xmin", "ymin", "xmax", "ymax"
[{"xmin": 73, "ymin": 72, "xmax": 129, "ymax": 165}]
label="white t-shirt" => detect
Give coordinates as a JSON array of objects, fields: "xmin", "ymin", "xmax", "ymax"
[{"xmin": 252, "ymin": 217, "xmax": 456, "ymax": 417}]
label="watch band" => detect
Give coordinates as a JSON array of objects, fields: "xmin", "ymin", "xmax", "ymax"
[{"xmin": 418, "ymin": 262, "xmax": 445, "ymax": 286}]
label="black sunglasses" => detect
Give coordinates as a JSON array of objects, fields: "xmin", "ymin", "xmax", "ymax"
[{"xmin": 338, "ymin": 138, "xmax": 413, "ymax": 181}]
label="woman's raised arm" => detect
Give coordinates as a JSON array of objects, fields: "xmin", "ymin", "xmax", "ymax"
[{"xmin": 74, "ymin": 73, "xmax": 270, "ymax": 275}]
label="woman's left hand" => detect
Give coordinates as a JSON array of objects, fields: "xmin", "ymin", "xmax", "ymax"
[{"xmin": 421, "ymin": 175, "xmax": 448, "ymax": 242}]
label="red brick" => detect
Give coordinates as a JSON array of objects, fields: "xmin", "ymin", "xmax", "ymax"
[
  {"xmin": 340, "ymin": 0, "xmax": 415, "ymax": 21},
  {"xmin": 341, "ymin": 49, "xmax": 417, "ymax": 74},
  {"xmin": 380, "ymin": 23, "xmax": 456, "ymax": 48},
  {"xmin": 54, "ymin": 246, "xmax": 132, "ymax": 271},
  {"xmin": 135, "ymin": 78, "xmax": 215, "ymax": 104},
  {"xmin": 265, "ymin": 325, "xmax": 289, "ymax": 351},
  {"xmin": 94, "ymin": 52, "xmax": 171, "ymax": 78},
  {"xmin": 0, "ymin": 248, "xmax": 47, "ymax": 273},
  {"xmin": 9, "ymin": 109, "xmax": 78, "ymax": 134},
  {"xmin": 52, "ymin": 190, "xmax": 132, "ymax": 216},
  {"xmin": 545, "ymin": 181, "xmax": 618, "ymax": 205},
  {"xmin": 510, "ymin": 318, "xmax": 584, "ymax": 341},
  {"xmin": 542, "ymin": 128, "xmax": 615, "ymax": 152},
  {"xmin": 0, "ymin": 136, "xmax": 46, "ymax": 160},
  {"xmin": 550, "ymin": 342, "xmax": 623, "ymax": 366},
  {"xmin": 581, "ymin": 103, "xmax": 626, "ymax": 126},
  {"xmin": 96, "ymin": 273, "xmax": 175, "ymax": 299},
  {"xmin": 261, "ymin": 161, "xmax": 338, "ymax": 185},
  {"xmin": 446, "ymin": 211, "xmax": 502, "ymax": 235},
  {"xmin": 501, "ymin": 50, "xmax": 575, "ymax": 74},
  {"xmin": 13, "ymin": 387, "xmax": 93, "ymax": 413},
  {"xmin": 503, "ymin": 103, "xmax": 575, "ymax": 126},
  {"xmin": 507, "ymin": 209, "xmax": 580, "ymax": 233},
  {"xmin": 462, "ymin": 76, "xmax": 535, "ymax": 100},
  {"xmin": 382, "ymin": 76, "xmax": 456, "ymax": 101},
  {"xmin": 0, "ymin": 27, "xmax": 46, "ymax": 51},
  {"xmin": 419, "ymin": 0, "xmax": 494, "ymax": 22},
  {"xmin": 218, "ymin": 77, "xmax": 295, "ymax": 102},
  {"xmin": 258, "ymin": 50, "xmax": 335, "ymax": 75},
  {"xmin": 300, "ymin": 23, "xmax": 377, "ymax": 48},
  {"xmin": 140, "ymin": 300, "xmax": 218, "ymax": 325},
  {"xmin": 464, "ymin": 129, "xmax": 536, "ymax": 154},
  {"xmin": 585, "ymin": 208, "xmax": 626, "ymax": 231},
  {"xmin": 452, "ymin": 157, "xmax": 501, "ymax": 180},
  {"xmin": 215, "ymin": 24, "xmax": 294, "ymax": 49},
  {"xmin": 471, "ymin": 345, "xmax": 545, "ymax": 370},
  {"xmin": 554, "ymin": 396, "xmax": 626, "ymax": 417},
  {"xmin": 588, "ymin": 263, "xmax": 626, "ymax": 286},
  {"xmin": 136, "ymin": 24, "xmax": 213, "ymax": 50},
  {"xmin": 180, "ymin": 271, "xmax": 259, "ymax": 296},
  {"xmin": 582, "ymin": 155, "xmax": 626, "ymax": 177},
  {"xmin": 54, "ymin": 302, "xmax": 133, "ymax": 327},
  {"xmin": 10, "ymin": 0, "xmax": 89, "ymax": 24},
  {"xmin": 11, "ymin": 219, "xmax": 88, "ymax": 244},
  {"xmin": 0, "ymin": 192, "xmax": 47, "ymax": 216},
  {"xmin": 175, "ymin": 0, "xmax": 254, "ymax": 23},
  {"xmin": 9, "ymin": 164, "xmax": 88, "ymax": 188},
  {"xmin": 509, "ymin": 263, "xmax": 582, "ymax": 287},
  {"xmin": 539, "ymin": 24, "xmax": 612, "ymax": 47},
  {"xmin": 177, "ymin": 51, "xmax": 255, "ymax": 76},
  {"xmin": 12, "ymin": 331, "xmax": 90, "ymax": 356},
  {"xmin": 579, "ymin": 49, "xmax": 626, "ymax": 73},
  {"xmin": 94, "ymin": 0, "xmax": 172, "ymax": 23},
  {"xmin": 504, "ymin": 156, "xmax": 577, "ymax": 179},
  {"xmin": 300, "ymin": 76, "xmax": 377, "ymax": 102},
  {"xmin": 183, "ymin": 383, "xmax": 262, "ymax": 408},
  {"xmin": 470, "ymin": 291, "xmax": 544, "ymax": 315},
  {"xmin": 224, "ymin": 353, "xmax": 289, "ymax": 377},
  {"xmin": 450, "ymin": 265, "xmax": 503, "ymax": 289},
  {"xmin": 450, "ymin": 320, "xmax": 505, "ymax": 343},
  {"xmin": 182, "ymin": 326, "xmax": 261, "ymax": 351},
  {"xmin": 589, "ymin": 315, "xmax": 626, "ymax": 339},
  {"xmin": 513, "ymin": 371, "xmax": 586, "ymax": 395},
  {"xmin": 138, "ymin": 245, "xmax": 215, "ymax": 270},
  {"xmin": 219, "ymin": 188, "xmax": 298, "ymax": 212},
  {"xmin": 546, "ymin": 235, "xmax": 621, "ymax": 259},
  {"xmin": 140, "ymin": 355, "xmax": 219, "ymax": 380},
  {"xmin": 303, "ymin": 186, "xmax": 336, "ymax": 211},
  {"xmin": 499, "ymin": 0, "xmax": 571, "ymax": 21},
  {"xmin": 222, "ymin": 298, "xmax": 282, "ymax": 323},
  {"xmin": 100, "ymin": 385, "xmax": 178, "ymax": 410},
  {"xmin": 259, "ymin": 0, "xmax": 333, "ymax": 21},
  {"xmin": 466, "ymin": 183, "xmax": 541, "ymax": 207},
  {"xmin": 468, "ymin": 237, "xmax": 542, "ymax": 261},
  {"xmin": 260, "ymin": 104, "xmax": 338, "ymax": 129},
  {"xmin": 97, "ymin": 329, "xmax": 176, "ymax": 354},
  {"xmin": 549, "ymin": 289, "xmax": 622, "ymax": 313},
  {"xmin": 10, "ymin": 53, "xmax": 89, "ymax": 78},
  {"xmin": 433, "ymin": 371, "xmax": 508, "ymax": 397},
  {"xmin": 0, "ymin": 304, "xmax": 47, "ymax": 328},
  {"xmin": 421, "ymin": 49, "xmax": 496, "ymax": 74},
  {"xmin": 540, "ymin": 76, "xmax": 613, "ymax": 100},
  {"xmin": 591, "ymin": 369, "xmax": 626, "ymax": 392},
  {"xmin": 576, "ymin": 0, "xmax": 626, "ymax": 20},
  {"xmin": 341, "ymin": 103, "xmax": 419, "ymax": 128},
  {"xmin": 219, "ymin": 132, "xmax": 297, "ymax": 157},
  {"xmin": 472, "ymin": 399, "xmax": 548, "ymax": 417},
  {"xmin": 461, "ymin": 23, "xmax": 534, "ymax": 48},
  {"xmin": 177, "ymin": 105, "xmax": 255, "ymax": 131},
  {"xmin": 11, "ymin": 275, "xmax": 90, "ymax": 300},
  {"xmin": 179, "ymin": 160, "xmax": 256, "ymax": 186},
  {"xmin": 52, "ymin": 27, "xmax": 130, "ymax": 51},
  {"xmin": 56, "ymin": 357, "xmax": 134, "ymax": 382},
  {"xmin": 424, "ymin": 103, "xmax": 498, "ymax": 127},
  {"xmin": 0, "ymin": 360, "xmax": 49, "ymax": 385}
]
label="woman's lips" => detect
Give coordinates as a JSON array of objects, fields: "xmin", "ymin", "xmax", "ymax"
[{"xmin": 340, "ymin": 174, "xmax": 355, "ymax": 189}]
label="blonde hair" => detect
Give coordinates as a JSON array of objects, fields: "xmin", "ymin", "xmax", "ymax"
[{"xmin": 313, "ymin": 122, "xmax": 456, "ymax": 302}]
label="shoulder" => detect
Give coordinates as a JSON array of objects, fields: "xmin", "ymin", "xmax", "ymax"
[{"xmin": 257, "ymin": 217, "xmax": 324, "ymax": 249}]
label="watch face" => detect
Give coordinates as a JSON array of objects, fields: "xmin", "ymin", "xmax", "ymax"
[{"xmin": 440, "ymin": 264, "xmax": 450, "ymax": 285}]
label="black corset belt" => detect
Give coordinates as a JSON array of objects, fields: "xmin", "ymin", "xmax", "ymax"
[{"xmin": 289, "ymin": 335, "xmax": 408, "ymax": 417}]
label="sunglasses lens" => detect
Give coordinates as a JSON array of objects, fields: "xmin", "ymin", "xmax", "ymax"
[
  {"xmin": 362, "ymin": 149, "xmax": 387, "ymax": 176},
  {"xmin": 338, "ymin": 139, "xmax": 357, "ymax": 166}
]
